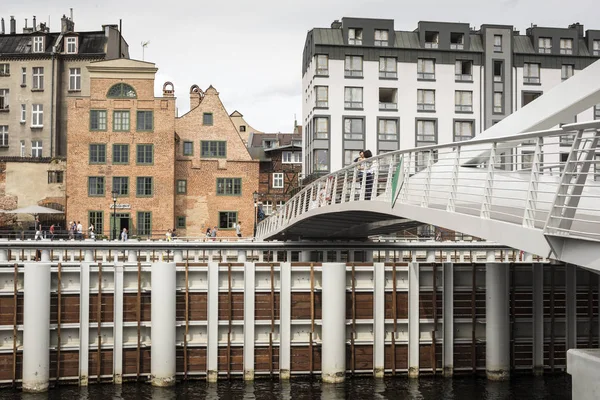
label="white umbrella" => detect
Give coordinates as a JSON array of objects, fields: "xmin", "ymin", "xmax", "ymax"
[{"xmin": 1, "ymin": 205, "xmax": 64, "ymax": 215}]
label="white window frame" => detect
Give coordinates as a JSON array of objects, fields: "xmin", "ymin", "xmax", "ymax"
[
  {"xmin": 493, "ymin": 92, "xmax": 503, "ymax": 113},
  {"xmin": 263, "ymin": 200, "xmax": 273, "ymax": 216},
  {"xmin": 32, "ymin": 67, "xmax": 44, "ymax": 90},
  {"xmin": 559, "ymin": 38, "xmax": 573, "ymax": 55},
  {"xmin": 450, "ymin": 33, "xmax": 464, "ymax": 50},
  {"xmin": 343, "ymin": 117, "xmax": 364, "ymax": 140},
  {"xmin": 424, "ymin": 32, "xmax": 439, "ymax": 48},
  {"xmin": 522, "ymin": 151, "xmax": 534, "ymax": 170},
  {"xmin": 315, "ymin": 117, "xmax": 329, "ymax": 139},
  {"xmin": 315, "ymin": 86, "xmax": 328, "ymax": 108},
  {"xmin": 20, "ymin": 140, "xmax": 25, "ymax": 157},
  {"xmin": 0, "ymin": 89, "xmax": 8, "ymax": 110},
  {"xmin": 493, "ymin": 35, "xmax": 502, "ymax": 52},
  {"xmin": 32, "ymin": 140, "xmax": 42, "ymax": 157},
  {"xmin": 0, "ymin": 125, "xmax": 8, "ymax": 147},
  {"xmin": 416, "ymin": 120, "xmax": 437, "ymax": 146},
  {"xmin": 561, "ymin": 64, "xmax": 574, "ymax": 81},
  {"xmin": 69, "ymin": 67, "xmax": 81, "ymax": 91},
  {"xmin": 379, "ymin": 57, "xmax": 397, "ymax": 78},
  {"xmin": 21, "ymin": 67, "xmax": 26, "ymax": 86},
  {"xmin": 344, "ymin": 56, "xmax": 363, "ymax": 77},
  {"xmin": 378, "ymin": 119, "xmax": 398, "ymax": 141},
  {"xmin": 66, "ymin": 37, "xmax": 78, "ymax": 54},
  {"xmin": 276, "ymin": 200, "xmax": 285, "ymax": 210},
  {"xmin": 454, "ymin": 121, "xmax": 474, "ymax": 142},
  {"xmin": 33, "ymin": 36, "xmax": 45, "ymax": 53},
  {"xmin": 316, "ymin": 54, "xmax": 329, "ymax": 75},
  {"xmin": 538, "ymin": 37, "xmax": 552, "ymax": 54},
  {"xmin": 455, "ymin": 60, "xmax": 473, "ymax": 81},
  {"xmin": 344, "ymin": 87, "xmax": 363, "ymax": 109},
  {"xmin": 417, "ymin": 89, "xmax": 435, "ymax": 111},
  {"xmin": 523, "ymin": 63, "xmax": 540, "ymax": 84},
  {"xmin": 348, "ymin": 28, "xmax": 363, "ymax": 45},
  {"xmin": 455, "ymin": 91, "xmax": 473, "ymax": 112},
  {"xmin": 31, "ymin": 104, "xmax": 43, "ymax": 127},
  {"xmin": 0, "ymin": 64, "xmax": 9, "ymax": 76},
  {"xmin": 20, "ymin": 104, "xmax": 26, "ymax": 123},
  {"xmin": 282, "ymin": 151, "xmax": 301, "ymax": 164},
  {"xmin": 417, "ymin": 59, "xmax": 435, "ymax": 80},
  {"xmin": 272, "ymin": 173, "xmax": 284, "ymax": 189},
  {"xmin": 374, "ymin": 29, "xmax": 389, "ymax": 46}
]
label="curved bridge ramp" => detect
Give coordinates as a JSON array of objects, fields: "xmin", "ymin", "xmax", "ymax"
[{"xmin": 257, "ymin": 121, "xmax": 600, "ymax": 270}]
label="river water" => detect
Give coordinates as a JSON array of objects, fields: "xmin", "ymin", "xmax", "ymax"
[{"xmin": 0, "ymin": 375, "xmax": 571, "ymax": 399}]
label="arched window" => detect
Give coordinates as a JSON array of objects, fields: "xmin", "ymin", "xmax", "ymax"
[{"xmin": 107, "ymin": 83, "xmax": 137, "ymax": 99}]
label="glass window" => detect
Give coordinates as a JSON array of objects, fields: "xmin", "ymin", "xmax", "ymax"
[
  {"xmin": 561, "ymin": 64, "xmax": 574, "ymax": 81},
  {"xmin": 416, "ymin": 120, "xmax": 437, "ymax": 146},
  {"xmin": 0, "ymin": 126, "xmax": 7, "ymax": 147},
  {"xmin": 32, "ymin": 67, "xmax": 44, "ymax": 89},
  {"xmin": 455, "ymin": 91, "xmax": 473, "ymax": 112},
  {"xmin": 316, "ymin": 86, "xmax": 328, "ymax": 108},
  {"xmin": 313, "ymin": 149, "xmax": 329, "ymax": 172},
  {"xmin": 378, "ymin": 119, "xmax": 398, "ymax": 141},
  {"xmin": 594, "ymin": 40, "xmax": 600, "ymax": 56},
  {"xmin": 32, "ymin": 140, "xmax": 42, "ymax": 157},
  {"xmin": 66, "ymin": 37, "xmax": 78, "ymax": 54},
  {"xmin": 343, "ymin": 117, "xmax": 364, "ymax": 140},
  {"xmin": 455, "ymin": 60, "xmax": 473, "ymax": 81},
  {"xmin": 560, "ymin": 38, "xmax": 573, "ymax": 54},
  {"xmin": 107, "ymin": 83, "xmax": 136, "ymax": 98},
  {"xmin": 176, "ymin": 216, "xmax": 186, "ymax": 229},
  {"xmin": 136, "ymin": 177, "xmax": 153, "ymax": 196},
  {"xmin": 219, "ymin": 211, "xmax": 238, "ymax": 229},
  {"xmin": 273, "ymin": 173, "xmax": 284, "ymax": 189},
  {"xmin": 538, "ymin": 37, "xmax": 552, "ymax": 53},
  {"xmin": 90, "ymin": 110, "xmax": 107, "ymax": 131},
  {"xmin": 216, "ymin": 178, "xmax": 242, "ymax": 196},
  {"xmin": 112, "ymin": 144, "xmax": 129, "ymax": 164},
  {"xmin": 0, "ymin": 89, "xmax": 8, "ymax": 110},
  {"xmin": 450, "ymin": 32, "xmax": 464, "ymax": 49},
  {"xmin": 113, "ymin": 110, "xmax": 130, "ymax": 131},
  {"xmin": 69, "ymin": 67, "xmax": 81, "ymax": 91},
  {"xmin": 595, "ymin": 154, "xmax": 600, "ymax": 181},
  {"xmin": 494, "ymin": 35, "xmax": 502, "ymax": 52},
  {"xmin": 201, "ymin": 141, "xmax": 226, "ymax": 158},
  {"xmin": 315, "ymin": 117, "xmax": 329, "ymax": 139},
  {"xmin": 344, "ymin": 150, "xmax": 361, "ymax": 167},
  {"xmin": 374, "ymin": 29, "xmax": 389, "ymax": 46},
  {"xmin": 177, "ymin": 179, "xmax": 187, "ymax": 194},
  {"xmin": 454, "ymin": 121, "xmax": 474, "ymax": 142},
  {"xmin": 344, "ymin": 56, "xmax": 363, "ymax": 77},
  {"xmin": 137, "ymin": 212, "xmax": 152, "ymax": 236},
  {"xmin": 316, "ymin": 55, "xmax": 329, "ymax": 75},
  {"xmin": 417, "ymin": 89, "xmax": 435, "ymax": 111},
  {"xmin": 88, "ymin": 211, "xmax": 103, "ymax": 235},
  {"xmin": 183, "ymin": 141, "xmax": 193, "ymax": 156},
  {"xmin": 21, "ymin": 67, "xmax": 26, "ymax": 86},
  {"xmin": 0, "ymin": 63, "xmax": 9, "ymax": 76},
  {"xmin": 524, "ymin": 63, "xmax": 540, "ymax": 84},
  {"xmin": 344, "ymin": 87, "xmax": 363, "ymax": 109},
  {"xmin": 417, "ymin": 59, "xmax": 435, "ymax": 80},
  {"xmin": 31, "ymin": 104, "xmax": 44, "ymax": 127},
  {"xmin": 88, "ymin": 177, "xmax": 105, "ymax": 196},
  {"xmin": 136, "ymin": 111, "xmax": 153, "ymax": 131},
  {"xmin": 379, "ymin": 57, "xmax": 397, "ymax": 78},
  {"xmin": 494, "ymin": 92, "xmax": 503, "ymax": 113},
  {"xmin": 20, "ymin": 104, "xmax": 26, "ymax": 123},
  {"xmin": 348, "ymin": 28, "xmax": 363, "ymax": 45},
  {"xmin": 136, "ymin": 144, "xmax": 154, "ymax": 164},
  {"xmin": 112, "ymin": 177, "xmax": 129, "ymax": 196},
  {"xmin": 89, "ymin": 144, "xmax": 106, "ymax": 164},
  {"xmin": 48, "ymin": 171, "xmax": 64, "ymax": 184},
  {"xmin": 522, "ymin": 151, "xmax": 534, "ymax": 170},
  {"xmin": 203, "ymin": 113, "xmax": 213, "ymax": 125},
  {"xmin": 424, "ymin": 31, "xmax": 439, "ymax": 48},
  {"xmin": 493, "ymin": 61, "xmax": 503, "ymax": 82},
  {"xmin": 262, "ymin": 200, "xmax": 273, "ymax": 216},
  {"xmin": 282, "ymin": 151, "xmax": 302, "ymax": 163},
  {"xmin": 33, "ymin": 37, "xmax": 44, "ymax": 53}
]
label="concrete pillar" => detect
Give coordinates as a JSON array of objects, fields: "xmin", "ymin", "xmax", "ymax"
[
  {"xmin": 243, "ymin": 262, "xmax": 255, "ymax": 381},
  {"xmin": 151, "ymin": 262, "xmax": 176, "ymax": 386},
  {"xmin": 173, "ymin": 250, "xmax": 183, "ymax": 263},
  {"xmin": 486, "ymin": 263, "xmax": 510, "ymax": 381},
  {"xmin": 279, "ymin": 263, "xmax": 291, "ymax": 380},
  {"xmin": 426, "ymin": 251, "xmax": 435, "ymax": 263},
  {"xmin": 112, "ymin": 262, "xmax": 124, "ymax": 384},
  {"xmin": 532, "ymin": 263, "xmax": 544, "ymax": 375},
  {"xmin": 408, "ymin": 261, "xmax": 420, "ymax": 378},
  {"xmin": 566, "ymin": 265, "xmax": 577, "ymax": 351},
  {"xmin": 0, "ymin": 248, "xmax": 8, "ymax": 262},
  {"xmin": 321, "ymin": 263, "xmax": 346, "ymax": 383},
  {"xmin": 365, "ymin": 251, "xmax": 374, "ymax": 263},
  {"xmin": 442, "ymin": 262, "xmax": 454, "ymax": 377},
  {"xmin": 238, "ymin": 250, "xmax": 247, "ymax": 263},
  {"xmin": 206, "ymin": 262, "xmax": 219, "ymax": 382},
  {"xmin": 300, "ymin": 251, "xmax": 311, "ymax": 263},
  {"xmin": 79, "ymin": 261, "xmax": 90, "ymax": 386},
  {"xmin": 23, "ymin": 262, "xmax": 51, "ymax": 392},
  {"xmin": 568, "ymin": 349, "xmax": 600, "ymax": 400},
  {"xmin": 373, "ymin": 263, "xmax": 385, "ymax": 378},
  {"xmin": 128, "ymin": 251, "xmax": 138, "ymax": 263}
]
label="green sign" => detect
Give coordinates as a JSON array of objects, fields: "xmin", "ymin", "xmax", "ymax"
[{"xmin": 391, "ymin": 156, "xmax": 404, "ymax": 208}]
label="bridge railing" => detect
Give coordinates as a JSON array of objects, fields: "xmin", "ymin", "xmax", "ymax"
[{"xmin": 257, "ymin": 121, "xmax": 600, "ymax": 241}]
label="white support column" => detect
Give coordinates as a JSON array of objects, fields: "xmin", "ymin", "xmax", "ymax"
[
  {"xmin": 532, "ymin": 263, "xmax": 544, "ymax": 375},
  {"xmin": 566, "ymin": 265, "xmax": 577, "ymax": 351},
  {"xmin": 426, "ymin": 251, "xmax": 436, "ymax": 263},
  {"xmin": 206, "ymin": 262, "xmax": 219, "ymax": 382},
  {"xmin": 300, "ymin": 250, "xmax": 311, "ymax": 263},
  {"xmin": 373, "ymin": 262, "xmax": 386, "ymax": 378},
  {"xmin": 408, "ymin": 261, "xmax": 420, "ymax": 378},
  {"xmin": 151, "ymin": 262, "xmax": 176, "ymax": 386},
  {"xmin": 113, "ymin": 263, "xmax": 124, "ymax": 384},
  {"xmin": 486, "ymin": 262, "xmax": 510, "ymax": 381},
  {"xmin": 0, "ymin": 247, "xmax": 8, "ymax": 262},
  {"xmin": 128, "ymin": 250, "xmax": 138, "ymax": 263},
  {"xmin": 442, "ymin": 262, "xmax": 454, "ymax": 377},
  {"xmin": 279, "ymin": 262, "xmax": 291, "ymax": 380},
  {"xmin": 321, "ymin": 263, "xmax": 346, "ymax": 383},
  {"xmin": 79, "ymin": 261, "xmax": 91, "ymax": 386},
  {"xmin": 23, "ymin": 262, "xmax": 51, "ymax": 392},
  {"xmin": 244, "ymin": 262, "xmax": 255, "ymax": 381},
  {"xmin": 365, "ymin": 251, "xmax": 374, "ymax": 263},
  {"xmin": 238, "ymin": 251, "xmax": 247, "ymax": 263}
]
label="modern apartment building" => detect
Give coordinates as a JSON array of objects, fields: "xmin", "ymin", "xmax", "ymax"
[
  {"xmin": 302, "ymin": 18, "xmax": 600, "ymax": 176},
  {"xmin": 0, "ymin": 14, "xmax": 128, "ymax": 158}
]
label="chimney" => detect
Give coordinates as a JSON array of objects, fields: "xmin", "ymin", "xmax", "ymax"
[
  {"xmin": 10, "ymin": 16, "xmax": 15, "ymax": 34},
  {"xmin": 1, "ymin": 18, "xmax": 5, "ymax": 35},
  {"xmin": 331, "ymin": 20, "xmax": 342, "ymax": 29},
  {"xmin": 569, "ymin": 22, "xmax": 584, "ymax": 37},
  {"xmin": 33, "ymin": 16, "xmax": 36, "ymax": 31},
  {"xmin": 189, "ymin": 85, "xmax": 204, "ymax": 109},
  {"xmin": 61, "ymin": 14, "xmax": 74, "ymax": 33}
]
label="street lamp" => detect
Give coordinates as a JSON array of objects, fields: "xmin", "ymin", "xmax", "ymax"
[
  {"xmin": 253, "ymin": 191, "xmax": 259, "ymax": 237},
  {"xmin": 111, "ymin": 190, "xmax": 118, "ymax": 240}
]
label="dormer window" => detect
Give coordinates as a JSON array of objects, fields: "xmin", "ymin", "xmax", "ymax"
[
  {"xmin": 33, "ymin": 36, "xmax": 45, "ymax": 53},
  {"xmin": 594, "ymin": 40, "xmax": 600, "ymax": 56},
  {"xmin": 425, "ymin": 31, "xmax": 439, "ymax": 48},
  {"xmin": 263, "ymin": 139, "xmax": 276, "ymax": 149},
  {"xmin": 560, "ymin": 38, "xmax": 573, "ymax": 55},
  {"xmin": 450, "ymin": 33, "xmax": 464, "ymax": 50},
  {"xmin": 66, "ymin": 37, "xmax": 78, "ymax": 54},
  {"xmin": 538, "ymin": 37, "xmax": 552, "ymax": 54},
  {"xmin": 348, "ymin": 28, "xmax": 363, "ymax": 45},
  {"xmin": 374, "ymin": 30, "xmax": 389, "ymax": 46}
]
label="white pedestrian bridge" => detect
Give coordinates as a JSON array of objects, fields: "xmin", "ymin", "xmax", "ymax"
[{"xmin": 257, "ymin": 60, "xmax": 600, "ymax": 272}]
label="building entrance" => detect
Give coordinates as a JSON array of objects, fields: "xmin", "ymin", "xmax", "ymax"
[{"xmin": 110, "ymin": 213, "xmax": 130, "ymax": 239}]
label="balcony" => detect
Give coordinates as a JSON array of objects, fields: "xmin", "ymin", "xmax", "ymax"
[
  {"xmin": 379, "ymin": 102, "xmax": 397, "ymax": 111},
  {"xmin": 455, "ymin": 105, "xmax": 473, "ymax": 113},
  {"xmin": 524, "ymin": 76, "xmax": 540, "ymax": 84},
  {"xmin": 455, "ymin": 74, "xmax": 473, "ymax": 82}
]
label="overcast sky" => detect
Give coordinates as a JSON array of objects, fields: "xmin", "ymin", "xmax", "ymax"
[{"xmin": 3, "ymin": 0, "xmax": 598, "ymax": 132}]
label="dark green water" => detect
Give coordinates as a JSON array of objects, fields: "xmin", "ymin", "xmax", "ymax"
[{"xmin": 0, "ymin": 375, "xmax": 571, "ymax": 399}]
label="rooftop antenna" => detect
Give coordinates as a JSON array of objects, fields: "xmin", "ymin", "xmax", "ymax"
[{"xmin": 141, "ymin": 40, "xmax": 150, "ymax": 61}]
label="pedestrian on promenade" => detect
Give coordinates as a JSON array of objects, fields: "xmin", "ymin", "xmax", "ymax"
[
  {"xmin": 34, "ymin": 217, "xmax": 42, "ymax": 240},
  {"xmin": 49, "ymin": 224, "xmax": 55, "ymax": 241},
  {"xmin": 121, "ymin": 227, "xmax": 128, "ymax": 241},
  {"xmin": 88, "ymin": 223, "xmax": 95, "ymax": 241},
  {"xmin": 236, "ymin": 221, "xmax": 242, "ymax": 238},
  {"xmin": 363, "ymin": 150, "xmax": 376, "ymax": 200},
  {"xmin": 76, "ymin": 221, "xmax": 83, "ymax": 240},
  {"xmin": 205, "ymin": 227, "xmax": 212, "ymax": 240},
  {"xmin": 211, "ymin": 226, "xmax": 217, "ymax": 241},
  {"xmin": 166, "ymin": 229, "xmax": 173, "ymax": 242}
]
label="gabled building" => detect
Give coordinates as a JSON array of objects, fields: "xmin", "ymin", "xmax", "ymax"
[
  {"xmin": 229, "ymin": 110, "xmax": 263, "ymax": 146},
  {"xmin": 175, "ymin": 86, "xmax": 259, "ymax": 237},
  {"xmin": 0, "ymin": 13, "xmax": 128, "ymax": 158},
  {"xmin": 66, "ymin": 59, "xmax": 176, "ymax": 239}
]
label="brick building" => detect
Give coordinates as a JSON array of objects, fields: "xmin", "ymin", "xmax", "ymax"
[
  {"xmin": 248, "ymin": 131, "xmax": 302, "ymax": 216},
  {"xmin": 174, "ymin": 86, "xmax": 259, "ymax": 238},
  {"xmin": 66, "ymin": 58, "xmax": 176, "ymax": 238}
]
